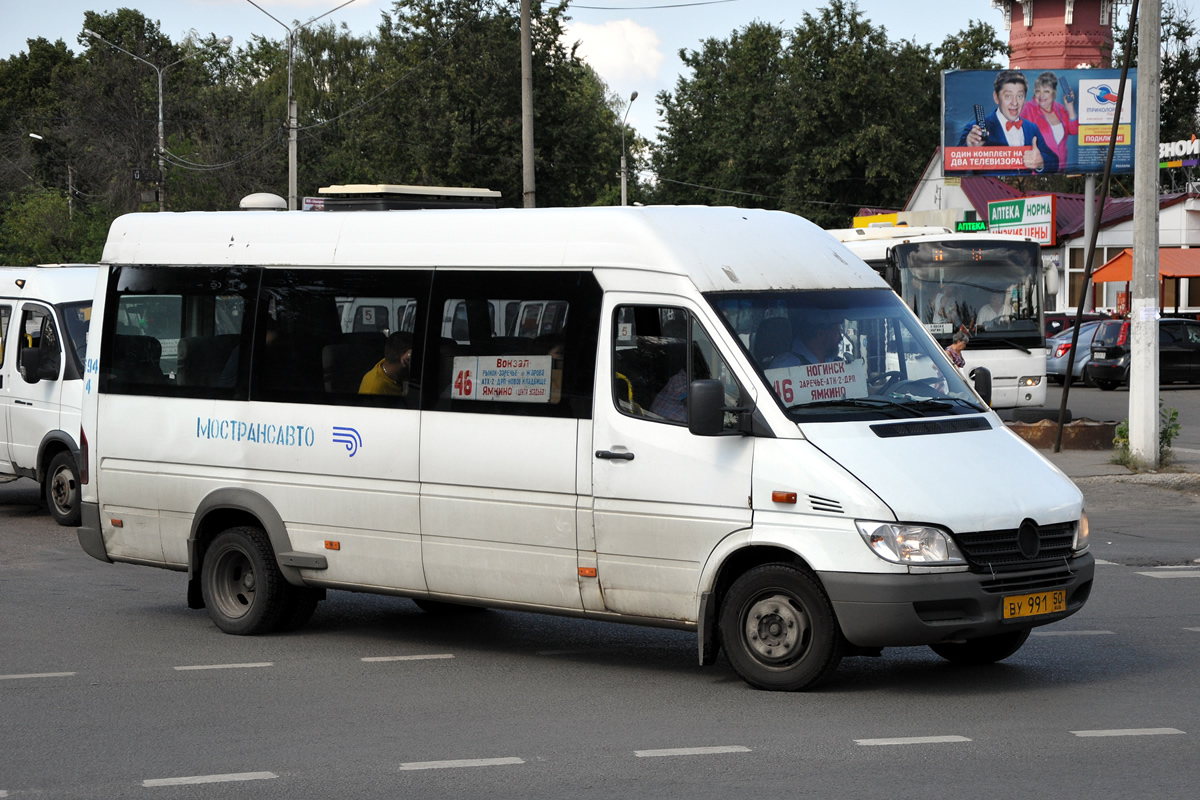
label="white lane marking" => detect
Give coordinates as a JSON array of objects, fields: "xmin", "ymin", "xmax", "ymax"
[
  {"xmin": 635, "ymin": 746, "xmax": 751, "ymax": 757},
  {"xmin": 173, "ymin": 662, "xmax": 274, "ymax": 671},
  {"xmin": 1185, "ymin": 627, "xmax": 1200, "ymax": 632},
  {"xmin": 143, "ymin": 772, "xmax": 277, "ymax": 787},
  {"xmin": 399, "ymin": 757, "xmax": 524, "ymax": 771},
  {"xmin": 855, "ymin": 736, "xmax": 970, "ymax": 746},
  {"xmin": 1094, "ymin": 559, "xmax": 1119, "ymax": 566},
  {"xmin": 1137, "ymin": 570, "xmax": 1200, "ymax": 578},
  {"xmin": 1071, "ymin": 728, "xmax": 1185, "ymax": 738},
  {"xmin": 362, "ymin": 654, "xmax": 454, "ymax": 662},
  {"xmin": 0, "ymin": 672, "xmax": 76, "ymax": 681},
  {"xmin": 1031, "ymin": 630, "xmax": 1114, "ymax": 636}
]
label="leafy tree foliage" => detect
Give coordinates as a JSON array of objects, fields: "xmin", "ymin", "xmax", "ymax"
[
  {"xmin": 0, "ymin": 1, "xmax": 634, "ymax": 264},
  {"xmin": 1116, "ymin": 0, "xmax": 1200, "ymax": 143}
]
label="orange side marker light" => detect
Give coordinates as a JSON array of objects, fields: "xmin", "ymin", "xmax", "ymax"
[
  {"xmin": 771, "ymin": 491, "xmax": 798, "ymax": 504},
  {"xmin": 324, "ymin": 540, "xmax": 341, "ymax": 551},
  {"xmin": 578, "ymin": 567, "xmax": 597, "ymax": 578}
]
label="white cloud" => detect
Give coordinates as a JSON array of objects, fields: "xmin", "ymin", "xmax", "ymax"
[{"xmin": 563, "ymin": 19, "xmax": 663, "ymax": 84}]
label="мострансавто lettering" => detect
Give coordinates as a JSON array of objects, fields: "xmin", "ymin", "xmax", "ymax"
[{"xmin": 196, "ymin": 417, "xmax": 316, "ymax": 447}]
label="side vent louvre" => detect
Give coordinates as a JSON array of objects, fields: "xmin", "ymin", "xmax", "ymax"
[{"xmin": 809, "ymin": 495, "xmax": 844, "ymax": 514}]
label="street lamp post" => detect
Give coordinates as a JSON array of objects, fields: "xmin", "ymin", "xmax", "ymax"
[
  {"xmin": 84, "ymin": 29, "xmax": 232, "ymax": 212},
  {"xmin": 620, "ymin": 91, "xmax": 638, "ymax": 207},
  {"xmin": 247, "ymin": 0, "xmax": 358, "ymax": 211}
]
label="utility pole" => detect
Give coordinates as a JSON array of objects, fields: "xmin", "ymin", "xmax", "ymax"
[
  {"xmin": 521, "ymin": 0, "xmax": 536, "ymax": 208},
  {"xmin": 1130, "ymin": 0, "xmax": 1161, "ymax": 465}
]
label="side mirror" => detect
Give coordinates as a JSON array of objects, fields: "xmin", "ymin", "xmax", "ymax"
[
  {"xmin": 969, "ymin": 366, "xmax": 993, "ymax": 407},
  {"xmin": 20, "ymin": 347, "xmax": 42, "ymax": 384},
  {"xmin": 688, "ymin": 379, "xmax": 752, "ymax": 437}
]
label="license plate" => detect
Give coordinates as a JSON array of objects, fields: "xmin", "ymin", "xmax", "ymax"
[
  {"xmin": 1003, "ymin": 590, "xmax": 1066, "ymax": 619},
  {"xmin": 1093, "ymin": 349, "xmax": 1107, "ymax": 360}
]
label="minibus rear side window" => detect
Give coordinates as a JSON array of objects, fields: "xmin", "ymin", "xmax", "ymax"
[
  {"xmin": 0, "ymin": 305, "xmax": 10, "ymax": 367},
  {"xmin": 100, "ymin": 266, "xmax": 259, "ymax": 400}
]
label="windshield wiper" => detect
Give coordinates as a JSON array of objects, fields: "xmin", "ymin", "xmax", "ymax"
[{"xmin": 791, "ymin": 397, "xmax": 924, "ymax": 418}]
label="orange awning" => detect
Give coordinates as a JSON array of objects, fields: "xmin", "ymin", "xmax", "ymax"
[{"xmin": 1091, "ymin": 247, "xmax": 1200, "ymax": 283}]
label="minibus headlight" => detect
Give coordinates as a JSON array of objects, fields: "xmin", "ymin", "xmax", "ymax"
[
  {"xmin": 855, "ymin": 521, "xmax": 965, "ymax": 565},
  {"xmin": 1072, "ymin": 511, "xmax": 1090, "ymax": 555},
  {"xmin": 1019, "ymin": 375, "xmax": 1042, "ymax": 387}
]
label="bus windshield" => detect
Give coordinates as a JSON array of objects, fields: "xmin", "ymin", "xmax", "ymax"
[
  {"xmin": 892, "ymin": 239, "xmax": 1043, "ymax": 348},
  {"xmin": 709, "ymin": 288, "xmax": 985, "ymax": 422}
]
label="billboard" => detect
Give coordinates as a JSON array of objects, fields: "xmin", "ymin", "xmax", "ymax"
[
  {"xmin": 943, "ymin": 68, "xmax": 1137, "ymax": 177},
  {"xmin": 987, "ymin": 195, "xmax": 1056, "ymax": 245}
]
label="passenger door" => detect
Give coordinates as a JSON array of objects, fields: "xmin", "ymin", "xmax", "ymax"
[
  {"xmin": 591, "ymin": 296, "xmax": 755, "ymax": 622},
  {"xmin": 419, "ymin": 270, "xmax": 602, "ymax": 610},
  {"xmin": 8, "ymin": 303, "xmax": 64, "ymax": 473}
]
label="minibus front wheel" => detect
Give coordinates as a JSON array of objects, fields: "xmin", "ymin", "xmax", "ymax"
[
  {"xmin": 719, "ymin": 564, "xmax": 843, "ymax": 691},
  {"xmin": 201, "ymin": 526, "xmax": 288, "ymax": 635}
]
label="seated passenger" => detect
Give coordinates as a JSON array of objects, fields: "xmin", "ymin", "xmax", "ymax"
[
  {"xmin": 359, "ymin": 331, "xmax": 412, "ymax": 395},
  {"xmin": 649, "ymin": 369, "xmax": 689, "ymax": 422}
]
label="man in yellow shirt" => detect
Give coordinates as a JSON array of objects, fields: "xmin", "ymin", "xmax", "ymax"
[{"xmin": 359, "ymin": 331, "xmax": 412, "ymax": 395}]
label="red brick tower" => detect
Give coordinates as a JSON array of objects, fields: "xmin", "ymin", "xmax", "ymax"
[{"xmin": 992, "ymin": 0, "xmax": 1127, "ymax": 68}]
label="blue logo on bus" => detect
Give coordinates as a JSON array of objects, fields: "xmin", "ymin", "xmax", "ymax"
[{"xmin": 332, "ymin": 426, "xmax": 363, "ymax": 457}]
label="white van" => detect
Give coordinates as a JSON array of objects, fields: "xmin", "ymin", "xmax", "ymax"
[
  {"xmin": 1, "ymin": 265, "xmax": 97, "ymax": 526},
  {"xmin": 77, "ymin": 207, "xmax": 1093, "ymax": 691}
]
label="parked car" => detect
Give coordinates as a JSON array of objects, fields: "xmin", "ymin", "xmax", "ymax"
[
  {"xmin": 1045, "ymin": 320, "xmax": 1103, "ymax": 385},
  {"xmin": 1086, "ymin": 317, "xmax": 1200, "ymax": 390},
  {"xmin": 1044, "ymin": 312, "xmax": 1110, "ymax": 339}
]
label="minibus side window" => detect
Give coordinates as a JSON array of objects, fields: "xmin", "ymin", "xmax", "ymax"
[
  {"xmin": 252, "ymin": 269, "xmax": 431, "ymax": 408},
  {"xmin": 0, "ymin": 305, "xmax": 10, "ymax": 367},
  {"xmin": 612, "ymin": 305, "xmax": 741, "ymax": 428},
  {"xmin": 100, "ymin": 266, "xmax": 259, "ymax": 399},
  {"xmin": 427, "ymin": 270, "xmax": 601, "ymax": 419}
]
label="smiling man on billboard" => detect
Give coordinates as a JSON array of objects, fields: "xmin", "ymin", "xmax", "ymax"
[{"xmin": 957, "ymin": 70, "xmax": 1059, "ymax": 174}]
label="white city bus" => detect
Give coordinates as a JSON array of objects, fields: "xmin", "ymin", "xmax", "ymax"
[
  {"xmin": 77, "ymin": 207, "xmax": 1092, "ymax": 691},
  {"xmin": 828, "ymin": 227, "xmax": 1054, "ymax": 409}
]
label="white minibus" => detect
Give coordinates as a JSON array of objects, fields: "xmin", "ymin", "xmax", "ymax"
[
  {"xmin": 77, "ymin": 207, "xmax": 1093, "ymax": 691},
  {"xmin": 1, "ymin": 265, "xmax": 97, "ymax": 525}
]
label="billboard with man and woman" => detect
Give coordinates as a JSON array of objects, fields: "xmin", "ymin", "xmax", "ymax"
[{"xmin": 943, "ymin": 68, "xmax": 1137, "ymax": 176}]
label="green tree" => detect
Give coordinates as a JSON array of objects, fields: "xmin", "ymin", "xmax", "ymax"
[
  {"xmin": 935, "ymin": 20, "xmax": 1009, "ymax": 70},
  {"xmin": 1114, "ymin": 0, "xmax": 1200, "ymax": 142}
]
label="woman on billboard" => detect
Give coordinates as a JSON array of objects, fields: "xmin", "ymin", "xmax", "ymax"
[{"xmin": 1020, "ymin": 71, "xmax": 1078, "ymax": 172}]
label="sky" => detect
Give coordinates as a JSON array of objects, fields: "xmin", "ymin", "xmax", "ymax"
[{"xmin": 2, "ymin": 0, "xmax": 1194, "ymax": 144}]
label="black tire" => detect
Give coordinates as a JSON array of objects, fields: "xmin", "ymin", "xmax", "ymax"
[
  {"xmin": 718, "ymin": 565, "xmax": 843, "ymax": 691},
  {"xmin": 279, "ymin": 586, "xmax": 322, "ymax": 631},
  {"xmin": 413, "ymin": 598, "xmax": 488, "ymax": 614},
  {"xmin": 929, "ymin": 629, "xmax": 1030, "ymax": 665},
  {"xmin": 201, "ymin": 526, "xmax": 287, "ymax": 635},
  {"xmin": 1094, "ymin": 379, "xmax": 1119, "ymax": 391},
  {"xmin": 44, "ymin": 451, "xmax": 81, "ymax": 527}
]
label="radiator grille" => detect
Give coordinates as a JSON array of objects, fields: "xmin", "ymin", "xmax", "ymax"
[{"xmin": 954, "ymin": 521, "xmax": 1076, "ymax": 573}]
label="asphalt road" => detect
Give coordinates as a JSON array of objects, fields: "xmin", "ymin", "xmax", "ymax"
[{"xmin": 2, "ymin": 473, "xmax": 1199, "ymax": 799}]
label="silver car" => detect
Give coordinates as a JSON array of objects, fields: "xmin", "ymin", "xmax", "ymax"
[{"xmin": 1046, "ymin": 320, "xmax": 1103, "ymax": 385}]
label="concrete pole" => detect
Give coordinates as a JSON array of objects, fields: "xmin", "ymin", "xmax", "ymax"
[
  {"xmin": 521, "ymin": 0, "xmax": 535, "ymax": 208},
  {"xmin": 1130, "ymin": 0, "xmax": 1161, "ymax": 465}
]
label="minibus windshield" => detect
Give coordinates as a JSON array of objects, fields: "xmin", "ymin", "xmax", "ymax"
[{"xmin": 708, "ymin": 288, "xmax": 985, "ymax": 421}]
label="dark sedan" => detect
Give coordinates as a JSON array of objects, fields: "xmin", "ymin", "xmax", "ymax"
[{"xmin": 1086, "ymin": 318, "xmax": 1200, "ymax": 390}]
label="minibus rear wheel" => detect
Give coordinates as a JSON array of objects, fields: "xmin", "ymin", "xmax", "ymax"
[
  {"xmin": 201, "ymin": 526, "xmax": 287, "ymax": 635},
  {"xmin": 719, "ymin": 565, "xmax": 843, "ymax": 691},
  {"xmin": 929, "ymin": 629, "xmax": 1030, "ymax": 665}
]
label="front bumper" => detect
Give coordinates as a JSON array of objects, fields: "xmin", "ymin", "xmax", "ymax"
[{"xmin": 819, "ymin": 553, "xmax": 1094, "ymax": 648}]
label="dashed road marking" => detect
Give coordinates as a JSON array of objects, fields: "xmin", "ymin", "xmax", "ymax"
[
  {"xmin": 362, "ymin": 654, "xmax": 454, "ymax": 662},
  {"xmin": 143, "ymin": 772, "xmax": 277, "ymax": 787},
  {"xmin": 399, "ymin": 757, "xmax": 524, "ymax": 771},
  {"xmin": 173, "ymin": 662, "xmax": 274, "ymax": 671},
  {"xmin": 0, "ymin": 672, "xmax": 75, "ymax": 681},
  {"xmin": 1094, "ymin": 559, "xmax": 1119, "ymax": 565},
  {"xmin": 635, "ymin": 746, "xmax": 750, "ymax": 757},
  {"xmin": 855, "ymin": 736, "xmax": 971, "ymax": 746},
  {"xmin": 1185, "ymin": 627, "xmax": 1200, "ymax": 632},
  {"xmin": 1137, "ymin": 570, "xmax": 1200, "ymax": 579},
  {"xmin": 1071, "ymin": 728, "xmax": 1185, "ymax": 738}
]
